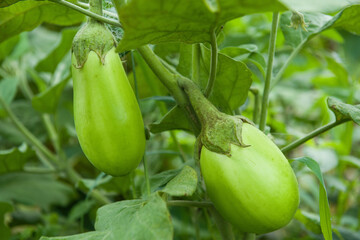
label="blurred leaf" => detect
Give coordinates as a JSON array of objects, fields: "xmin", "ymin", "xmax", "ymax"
[
  {"xmin": 279, "ymin": 0, "xmax": 359, "ymax": 13},
  {"xmin": 294, "ymin": 157, "xmax": 332, "ymax": 240},
  {"xmin": 340, "ymin": 155, "xmax": 360, "ymax": 168},
  {"xmin": 0, "ymin": 77, "xmax": 18, "ymax": 111},
  {"xmin": 303, "ymin": 147, "xmax": 338, "ymax": 173},
  {"xmin": 0, "ymin": 35, "xmax": 19, "ymax": 62},
  {"xmin": 0, "ymin": 144, "xmax": 35, "ymax": 174},
  {"xmin": 0, "ymin": 0, "xmax": 20, "ymax": 8},
  {"xmin": 0, "ymin": 201, "xmax": 13, "ymax": 240},
  {"xmin": 327, "ymin": 97, "xmax": 360, "ymax": 124},
  {"xmin": 0, "ymin": 173, "xmax": 76, "ymax": 210},
  {"xmin": 41, "ymin": 231, "xmax": 110, "ymax": 240},
  {"xmin": 150, "ymin": 106, "xmax": 191, "ymax": 133},
  {"xmin": 334, "ymin": 5, "xmax": 360, "ymax": 35},
  {"xmin": 0, "ymin": 0, "xmax": 84, "ymax": 43},
  {"xmin": 116, "ymin": 0, "xmax": 287, "ymax": 51},
  {"xmin": 294, "ymin": 209, "xmax": 322, "ymax": 234},
  {"xmin": 68, "ymin": 200, "xmax": 95, "ymax": 223},
  {"xmin": 95, "ymin": 192, "xmax": 173, "ymax": 240},
  {"xmin": 31, "ymin": 74, "xmax": 70, "ymax": 113},
  {"xmin": 35, "ymin": 28, "xmax": 78, "ymax": 73},
  {"xmin": 161, "ymin": 165, "xmax": 197, "ymax": 197}
]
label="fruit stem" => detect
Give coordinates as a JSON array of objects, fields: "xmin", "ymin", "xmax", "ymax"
[
  {"xmin": 137, "ymin": 45, "xmax": 201, "ymax": 135},
  {"xmin": 178, "ymin": 77, "xmax": 221, "ymax": 127}
]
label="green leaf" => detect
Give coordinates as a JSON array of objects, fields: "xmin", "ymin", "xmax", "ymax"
[
  {"xmin": 333, "ymin": 5, "xmax": 360, "ymax": 35},
  {"xmin": 0, "ymin": 144, "xmax": 35, "ymax": 174},
  {"xmin": 0, "ymin": 0, "xmax": 84, "ymax": 43},
  {"xmin": 31, "ymin": 74, "xmax": 71, "ymax": 113},
  {"xmin": 294, "ymin": 209, "xmax": 322, "ymax": 234},
  {"xmin": 280, "ymin": 12, "xmax": 335, "ymax": 48},
  {"xmin": 198, "ymin": 44, "xmax": 252, "ymax": 113},
  {"xmin": 279, "ymin": 0, "xmax": 358, "ymax": 13},
  {"xmin": 116, "ymin": 0, "xmax": 287, "ymax": 51},
  {"xmin": 95, "ymin": 192, "xmax": 173, "ymax": 240},
  {"xmin": 0, "ymin": 77, "xmax": 18, "ymax": 113},
  {"xmin": 0, "ymin": 0, "xmax": 20, "ymax": 8},
  {"xmin": 161, "ymin": 165, "xmax": 197, "ymax": 197},
  {"xmin": 147, "ymin": 168, "xmax": 182, "ymax": 194},
  {"xmin": 0, "ymin": 202, "xmax": 13, "ymax": 240},
  {"xmin": 178, "ymin": 43, "xmax": 252, "ymax": 113},
  {"xmin": 150, "ymin": 106, "xmax": 192, "ymax": 133},
  {"xmin": 327, "ymin": 97, "xmax": 360, "ymax": 125},
  {"xmin": 0, "ymin": 173, "xmax": 76, "ymax": 210},
  {"xmin": 0, "ymin": 35, "xmax": 19, "ymax": 62},
  {"xmin": 41, "ymin": 231, "xmax": 111, "ymax": 240},
  {"xmin": 294, "ymin": 157, "xmax": 332, "ymax": 240},
  {"xmin": 340, "ymin": 156, "xmax": 360, "ymax": 168},
  {"xmin": 35, "ymin": 28, "xmax": 78, "ymax": 73},
  {"xmin": 68, "ymin": 200, "xmax": 96, "ymax": 223}
]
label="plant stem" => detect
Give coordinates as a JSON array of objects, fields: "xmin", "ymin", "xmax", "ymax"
[
  {"xmin": 48, "ymin": 0, "xmax": 121, "ymax": 27},
  {"xmin": 137, "ymin": 45, "xmax": 201, "ymax": 134},
  {"xmin": 204, "ymin": 29, "xmax": 218, "ymax": 97},
  {"xmin": 143, "ymin": 156, "xmax": 151, "ymax": 196},
  {"xmin": 210, "ymin": 206, "xmax": 235, "ymax": 240},
  {"xmin": 0, "ymin": 97, "xmax": 58, "ymax": 165},
  {"xmin": 270, "ymin": 40, "xmax": 306, "ymax": 89},
  {"xmin": 167, "ymin": 200, "xmax": 213, "ymax": 208},
  {"xmin": 131, "ymin": 50, "xmax": 139, "ymax": 101},
  {"xmin": 250, "ymin": 88, "xmax": 260, "ymax": 124},
  {"xmin": 281, "ymin": 120, "xmax": 350, "ymax": 153},
  {"xmin": 75, "ymin": 1, "xmax": 118, "ymax": 19},
  {"xmin": 259, "ymin": 12, "xmax": 279, "ymax": 131}
]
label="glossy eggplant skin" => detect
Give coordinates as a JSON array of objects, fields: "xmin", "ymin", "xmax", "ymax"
[
  {"xmin": 200, "ymin": 123, "xmax": 299, "ymax": 234},
  {"xmin": 72, "ymin": 48, "xmax": 145, "ymax": 176}
]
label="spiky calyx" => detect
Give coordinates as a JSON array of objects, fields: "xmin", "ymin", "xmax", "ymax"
[{"xmin": 72, "ymin": 20, "xmax": 116, "ymax": 68}]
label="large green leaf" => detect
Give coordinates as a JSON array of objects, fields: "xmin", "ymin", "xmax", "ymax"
[
  {"xmin": 0, "ymin": 0, "xmax": 84, "ymax": 43},
  {"xmin": 116, "ymin": 0, "xmax": 287, "ymax": 51},
  {"xmin": 95, "ymin": 192, "xmax": 173, "ymax": 240}
]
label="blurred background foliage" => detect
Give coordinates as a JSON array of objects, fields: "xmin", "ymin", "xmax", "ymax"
[{"xmin": 0, "ymin": 3, "xmax": 359, "ymax": 240}]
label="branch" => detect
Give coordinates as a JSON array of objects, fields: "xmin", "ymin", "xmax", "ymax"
[
  {"xmin": 281, "ymin": 119, "xmax": 350, "ymax": 153},
  {"xmin": 137, "ymin": 45, "xmax": 201, "ymax": 135},
  {"xmin": 48, "ymin": 0, "xmax": 121, "ymax": 27},
  {"xmin": 271, "ymin": 40, "xmax": 306, "ymax": 89},
  {"xmin": 259, "ymin": 12, "xmax": 280, "ymax": 131},
  {"xmin": 0, "ymin": 96, "xmax": 58, "ymax": 165}
]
